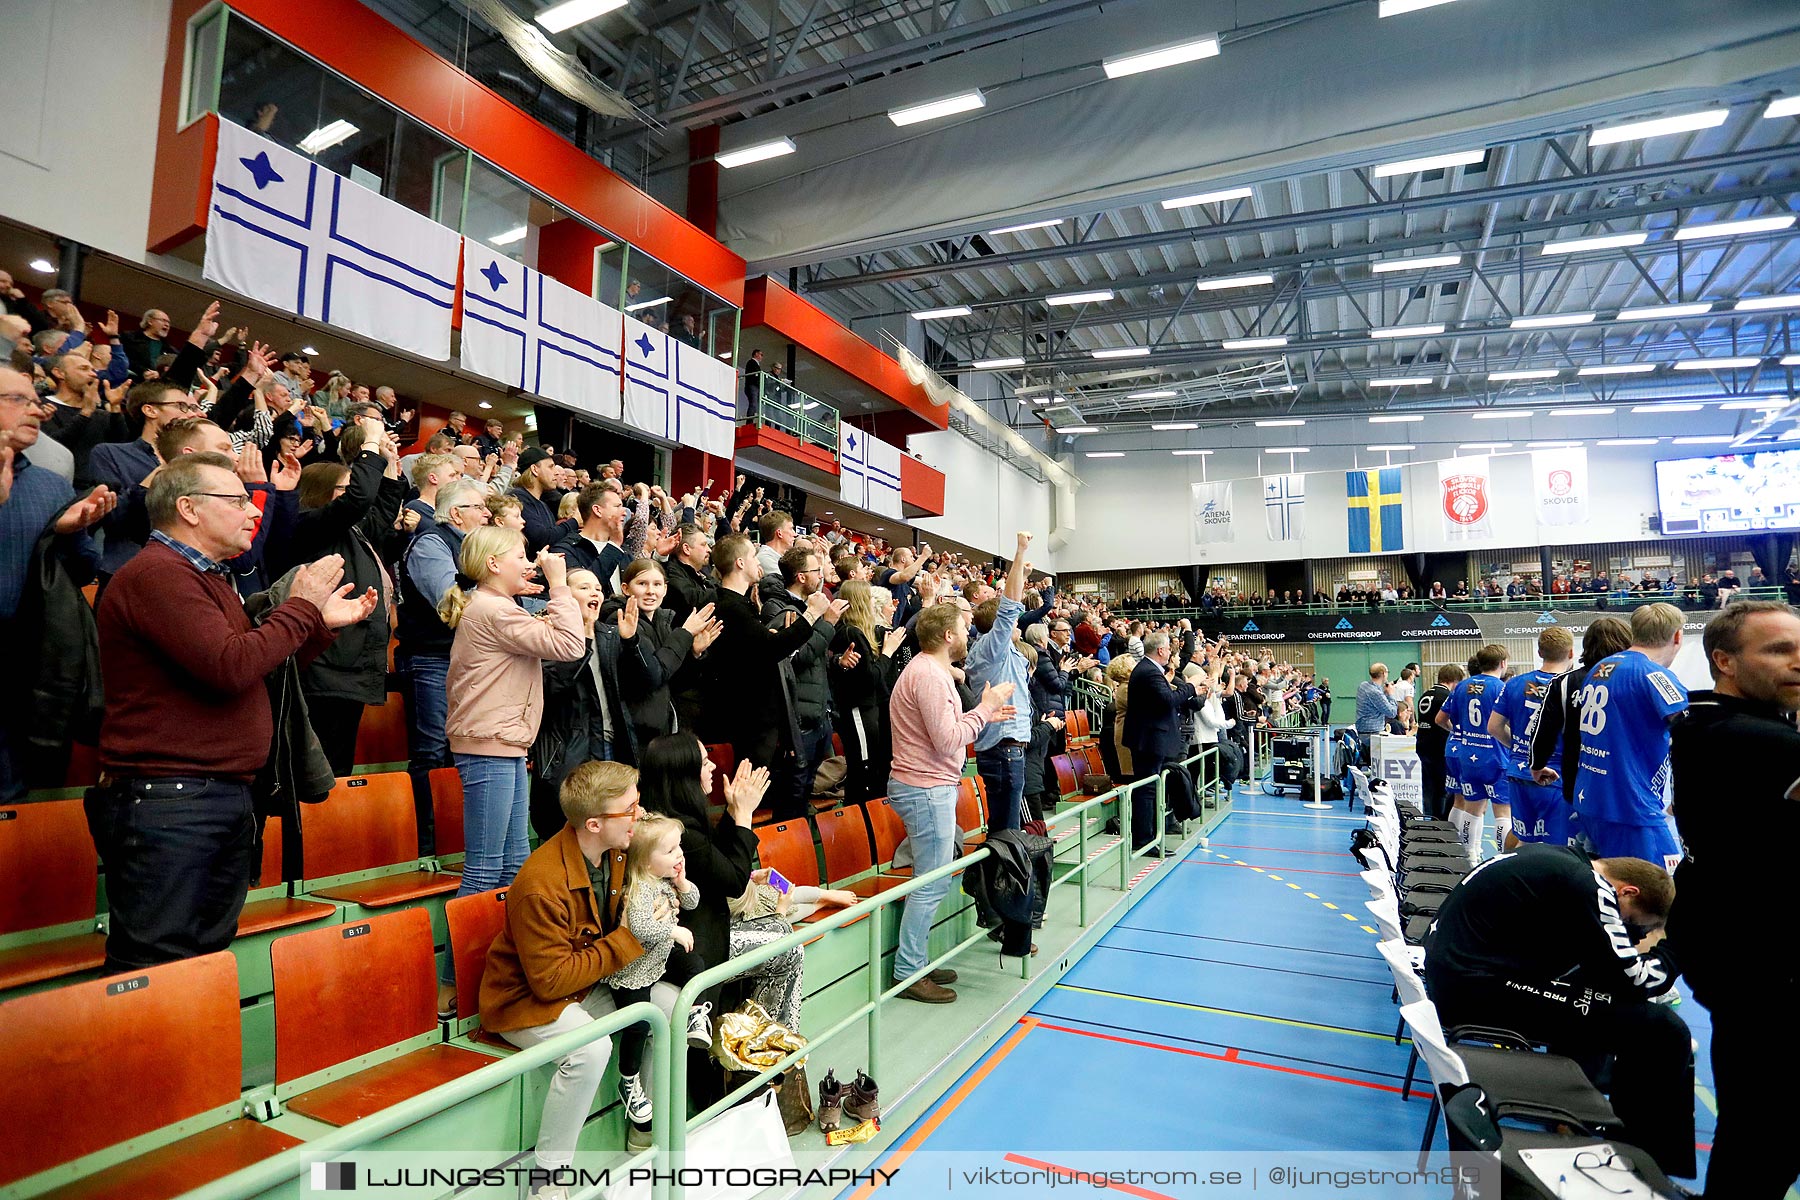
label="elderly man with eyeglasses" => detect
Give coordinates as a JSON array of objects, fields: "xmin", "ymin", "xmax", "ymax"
[
  {"xmin": 0, "ymin": 366, "xmax": 115, "ymax": 801},
  {"xmin": 92, "ymin": 451, "xmax": 379, "ymax": 973},
  {"xmin": 83, "ymin": 378, "xmax": 208, "ymax": 587}
]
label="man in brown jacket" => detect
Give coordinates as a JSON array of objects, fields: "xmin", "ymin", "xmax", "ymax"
[{"xmin": 480, "ymin": 760, "xmax": 657, "ymax": 1184}]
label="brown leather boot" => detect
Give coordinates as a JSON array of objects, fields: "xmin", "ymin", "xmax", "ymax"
[
  {"xmin": 898, "ymin": 976, "xmax": 957, "ymax": 1003},
  {"xmin": 817, "ymin": 1069, "xmax": 844, "ymax": 1133},
  {"xmin": 845, "ymin": 1070, "xmax": 880, "ymax": 1123}
]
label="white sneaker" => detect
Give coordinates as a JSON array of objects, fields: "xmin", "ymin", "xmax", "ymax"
[
  {"xmin": 617, "ymin": 1072, "xmax": 652, "ymax": 1125},
  {"xmin": 686, "ymin": 1001, "xmax": 713, "ymax": 1049}
]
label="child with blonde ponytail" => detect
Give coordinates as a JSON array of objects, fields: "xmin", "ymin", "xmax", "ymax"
[{"xmin": 436, "ymin": 526, "xmax": 586, "ymax": 1016}]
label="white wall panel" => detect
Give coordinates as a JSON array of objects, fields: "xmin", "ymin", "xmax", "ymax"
[{"xmin": 910, "ymin": 428, "xmax": 1057, "ymax": 568}]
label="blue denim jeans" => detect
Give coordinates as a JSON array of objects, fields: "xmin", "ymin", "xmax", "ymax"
[
  {"xmin": 401, "ymin": 653, "xmax": 451, "ymax": 769},
  {"xmin": 446, "ymin": 753, "xmax": 530, "ymax": 982},
  {"xmin": 886, "ymin": 779, "xmax": 958, "ymax": 981},
  {"xmin": 975, "ymin": 743, "xmax": 1026, "ymax": 832}
]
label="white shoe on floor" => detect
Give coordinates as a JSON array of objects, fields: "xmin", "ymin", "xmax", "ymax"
[
  {"xmin": 618, "ymin": 1071, "xmax": 652, "ymax": 1125},
  {"xmin": 686, "ymin": 1001, "xmax": 713, "ymax": 1048}
]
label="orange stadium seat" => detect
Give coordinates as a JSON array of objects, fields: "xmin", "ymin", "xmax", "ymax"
[
  {"xmin": 956, "ymin": 776, "xmax": 988, "ymax": 846},
  {"xmin": 0, "ymin": 952, "xmax": 300, "ymax": 1198},
  {"xmin": 813, "ymin": 806, "xmax": 905, "ymax": 902},
  {"xmin": 444, "ymin": 889, "xmax": 511, "ymax": 1048},
  {"xmin": 272, "ymin": 908, "xmax": 489, "ymax": 1125},
  {"xmin": 429, "ymin": 766, "xmax": 466, "ymax": 865},
  {"xmin": 1050, "ymin": 754, "xmax": 1081, "ymax": 802},
  {"xmin": 0, "ymin": 798, "xmax": 106, "ymax": 992},
  {"xmin": 754, "ymin": 820, "xmax": 823, "ymax": 890},
  {"xmin": 864, "ymin": 797, "xmax": 907, "ymax": 869},
  {"xmin": 300, "ymin": 773, "xmax": 460, "ymax": 909},
  {"xmin": 351, "ymin": 693, "xmax": 409, "ymax": 770},
  {"xmin": 235, "ymin": 818, "xmax": 336, "ymax": 939}
]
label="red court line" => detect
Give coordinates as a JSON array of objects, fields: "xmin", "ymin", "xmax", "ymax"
[
  {"xmin": 1179, "ymin": 860, "xmax": 1363, "ymax": 878},
  {"xmin": 843, "ymin": 1017, "xmax": 1039, "ymax": 1200},
  {"xmin": 1004, "ymin": 1153, "xmax": 1180, "ymax": 1200},
  {"xmin": 1034, "ymin": 1020, "xmax": 1433, "ymax": 1100},
  {"xmin": 1205, "ymin": 843, "xmax": 1356, "ymax": 858}
]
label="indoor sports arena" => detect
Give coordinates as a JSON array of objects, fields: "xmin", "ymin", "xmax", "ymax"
[{"xmin": 3, "ymin": 1, "xmax": 1799, "ymax": 1198}]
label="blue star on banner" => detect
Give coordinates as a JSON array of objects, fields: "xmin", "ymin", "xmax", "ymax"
[
  {"xmin": 635, "ymin": 332, "xmax": 655, "ymax": 357},
  {"xmin": 479, "ymin": 260, "xmax": 507, "ymax": 292},
  {"xmin": 848, "ymin": 432, "xmax": 858, "ymax": 451},
  {"xmin": 239, "ymin": 151, "xmax": 283, "ymax": 190}
]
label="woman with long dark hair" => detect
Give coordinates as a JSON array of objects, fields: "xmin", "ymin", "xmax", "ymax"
[
  {"xmin": 611, "ymin": 558, "xmax": 722, "ymax": 750},
  {"xmin": 828, "ymin": 579, "xmax": 898, "ymax": 801}
]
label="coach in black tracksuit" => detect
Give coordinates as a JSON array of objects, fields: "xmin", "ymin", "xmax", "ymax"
[
  {"xmin": 1424, "ymin": 845, "xmax": 1694, "ymax": 1180},
  {"xmin": 1414, "ymin": 666, "xmax": 1459, "ymax": 820}
]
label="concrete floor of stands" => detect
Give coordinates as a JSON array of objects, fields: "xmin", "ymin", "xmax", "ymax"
[{"xmin": 837, "ymin": 784, "xmax": 1746, "ymax": 1200}]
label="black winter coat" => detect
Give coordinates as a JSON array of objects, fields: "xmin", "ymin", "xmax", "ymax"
[
  {"xmin": 533, "ymin": 627, "xmax": 653, "ymax": 780},
  {"xmin": 16, "ymin": 504, "xmax": 102, "ymax": 787}
]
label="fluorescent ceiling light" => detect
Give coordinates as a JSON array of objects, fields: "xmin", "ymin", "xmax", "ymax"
[
  {"xmin": 1162, "ymin": 186, "xmax": 1253, "ymax": 211},
  {"xmin": 1372, "ymin": 323, "xmax": 1445, "ymax": 339},
  {"xmin": 1673, "ymin": 214, "xmax": 1796, "ymax": 241},
  {"xmin": 489, "ymin": 225, "xmax": 528, "ymax": 247},
  {"xmin": 535, "ymin": 0, "xmax": 628, "ymax": 33},
  {"xmin": 1672, "ymin": 435, "xmax": 1736, "ymax": 444},
  {"xmin": 1379, "ymin": 0, "xmax": 1463, "ymax": 14},
  {"xmin": 888, "ymin": 90, "xmax": 985, "ymax": 126},
  {"xmin": 1264, "ymin": 447, "xmax": 1310, "ymax": 454},
  {"xmin": 1057, "ymin": 425, "xmax": 1099, "ymax": 434},
  {"xmin": 1255, "ymin": 384, "xmax": 1301, "ymax": 394},
  {"xmin": 1598, "ymin": 438, "xmax": 1661, "ymax": 446},
  {"xmin": 1718, "ymin": 400, "xmax": 1785, "ymax": 410},
  {"xmin": 1172, "ymin": 449, "xmax": 1214, "ymax": 456},
  {"xmin": 1085, "ymin": 451, "xmax": 1126, "ymax": 459},
  {"xmin": 1550, "ymin": 407, "xmax": 1616, "ymax": 417},
  {"xmin": 1473, "ymin": 410, "xmax": 1529, "ymax": 419},
  {"xmin": 1128, "ymin": 390, "xmax": 1179, "ymax": 400},
  {"xmin": 910, "ymin": 305, "xmax": 972, "ymax": 320},
  {"xmin": 1782, "ymin": 354, "xmax": 1800, "ymax": 366},
  {"xmin": 624, "ymin": 295, "xmax": 672, "ymax": 311},
  {"xmin": 298, "ymin": 119, "xmax": 358, "ymax": 155},
  {"xmin": 1151, "ymin": 422, "xmax": 1198, "ymax": 430},
  {"xmin": 301, "ymin": 346, "xmax": 320, "ymax": 356},
  {"xmin": 1764, "ymin": 96, "xmax": 1800, "ymax": 120},
  {"xmin": 1372, "ymin": 149, "xmax": 1486, "ymax": 178},
  {"xmin": 1091, "ymin": 346, "xmax": 1150, "ymax": 359},
  {"xmin": 1578, "ymin": 363, "xmax": 1658, "ymax": 376},
  {"xmin": 1222, "ymin": 335, "xmax": 1288, "ymax": 349},
  {"xmin": 1541, "ymin": 232, "xmax": 1648, "ymax": 255},
  {"xmin": 1369, "ymin": 414, "xmax": 1425, "ymax": 423},
  {"xmin": 1255, "ymin": 418, "xmax": 1306, "ymax": 427},
  {"xmin": 1631, "ymin": 403, "xmax": 1703, "ymax": 413},
  {"xmin": 1528, "ymin": 440, "xmax": 1584, "ymax": 448},
  {"xmin": 477, "ymin": 400, "xmax": 493, "ymax": 410},
  {"xmin": 1046, "ymin": 289, "xmax": 1115, "ymax": 306},
  {"xmin": 1488, "ymin": 368, "xmax": 1560, "ymax": 381},
  {"xmin": 1588, "ymin": 108, "xmax": 1729, "ymax": 146},
  {"xmin": 1734, "ymin": 295, "xmax": 1800, "ymax": 311},
  {"xmin": 1618, "ymin": 302, "xmax": 1713, "ymax": 320},
  {"xmin": 1459, "ymin": 442, "xmax": 1512, "ymax": 450},
  {"xmin": 1102, "ymin": 35, "xmax": 1220, "ymax": 80},
  {"xmin": 1370, "ymin": 376, "xmax": 1434, "ymax": 386},
  {"xmin": 1367, "ymin": 444, "xmax": 1418, "ymax": 451},
  {"xmin": 716, "ymin": 137, "xmax": 796, "ymax": 169},
  {"xmin": 972, "ymin": 356, "xmax": 1026, "ymax": 369},
  {"xmin": 1371, "ymin": 253, "xmax": 1462, "ymax": 274},
  {"xmin": 1512, "ymin": 312, "xmax": 1596, "ymax": 329},
  {"xmin": 28, "ymin": 258, "xmax": 54, "ymax": 273},
  {"xmin": 988, "ymin": 218, "xmax": 1063, "ymax": 235},
  {"xmin": 1193, "ymin": 272, "xmax": 1273, "ymax": 291},
  {"xmin": 1673, "ymin": 356, "xmax": 1761, "ymax": 370}
]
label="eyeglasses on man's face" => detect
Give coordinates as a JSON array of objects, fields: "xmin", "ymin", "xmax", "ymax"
[{"xmin": 190, "ymin": 492, "xmax": 256, "ymax": 510}]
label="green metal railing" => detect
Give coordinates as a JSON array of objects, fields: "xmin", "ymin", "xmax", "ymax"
[
  {"xmin": 749, "ymin": 373, "xmax": 840, "ymax": 453},
  {"xmin": 185, "ymin": 1002, "xmax": 671, "ymax": 1200}
]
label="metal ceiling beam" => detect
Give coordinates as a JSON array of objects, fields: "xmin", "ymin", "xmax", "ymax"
[{"xmin": 802, "ymin": 142, "xmax": 1800, "ymax": 290}]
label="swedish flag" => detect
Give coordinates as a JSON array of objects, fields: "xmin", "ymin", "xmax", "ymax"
[{"xmin": 1347, "ymin": 468, "xmax": 1405, "ymax": 552}]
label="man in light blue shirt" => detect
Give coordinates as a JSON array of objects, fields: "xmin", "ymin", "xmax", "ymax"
[{"xmin": 967, "ymin": 530, "xmax": 1035, "ymax": 831}]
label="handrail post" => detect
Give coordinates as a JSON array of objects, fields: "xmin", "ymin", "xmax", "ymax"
[
  {"xmin": 1118, "ymin": 780, "xmax": 1132, "ymax": 889},
  {"xmin": 1077, "ymin": 799, "xmax": 1090, "ymax": 926},
  {"xmin": 867, "ymin": 899, "xmax": 883, "ymax": 1084}
]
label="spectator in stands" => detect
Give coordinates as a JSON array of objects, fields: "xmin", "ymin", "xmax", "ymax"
[
  {"xmin": 507, "ymin": 447, "xmax": 559, "ymax": 555},
  {"xmin": 86, "ymin": 378, "xmax": 206, "ymax": 582},
  {"xmin": 283, "ymin": 416, "xmax": 404, "ymax": 775},
  {"xmin": 760, "ymin": 545, "xmax": 847, "ymax": 820},
  {"xmin": 1353, "ymin": 663, "xmax": 1398, "ymax": 741},
  {"xmin": 1390, "ymin": 663, "xmax": 1418, "ymax": 733},
  {"xmin": 1567, "ymin": 603, "xmax": 1688, "ymax": 871},
  {"xmin": 396, "ymin": 478, "xmax": 489, "ymax": 847},
  {"xmin": 155, "ymin": 416, "xmax": 295, "ymax": 596},
  {"xmin": 830, "ymin": 579, "xmax": 902, "ymax": 802},
  {"xmin": 1415, "ymin": 664, "xmax": 1463, "ymax": 820},
  {"xmin": 615, "ymin": 558, "xmax": 721, "ymax": 752},
  {"xmin": 755, "ymin": 509, "xmax": 796, "ymax": 584},
  {"xmin": 404, "ymin": 451, "xmax": 459, "ymax": 532},
  {"xmin": 93, "ymin": 453, "xmax": 375, "ymax": 971},
  {"xmin": 479, "ymin": 760, "xmax": 659, "ymax": 1191},
  {"xmin": 663, "ymin": 523, "xmax": 716, "ymax": 626},
  {"xmin": 702, "ymin": 533, "xmax": 844, "ymax": 785},
  {"xmin": 553, "ymin": 480, "xmax": 630, "ymax": 595},
  {"xmin": 1669, "ymin": 600, "xmax": 1800, "ymax": 1199},
  {"xmin": 876, "ymin": 542, "xmax": 930, "ymax": 622},
  {"xmin": 1124, "ymin": 633, "xmax": 1200, "ymax": 852},
  {"xmin": 116, "ymin": 308, "xmax": 171, "ymax": 375},
  {"xmin": 1424, "ymin": 847, "xmax": 1693, "ymax": 1181},
  {"xmin": 967, "ymin": 532, "xmax": 1036, "ymax": 830},
  {"xmin": 887, "ymin": 601, "xmax": 1016, "ymax": 1003},
  {"xmin": 438, "ymin": 527, "xmax": 586, "ymax": 1016}
]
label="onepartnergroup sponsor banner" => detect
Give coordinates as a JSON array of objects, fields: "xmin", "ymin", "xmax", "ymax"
[
  {"xmin": 297, "ymin": 1150, "xmax": 1498, "ymax": 1199},
  {"xmin": 1198, "ymin": 609, "xmax": 1484, "ymax": 642}
]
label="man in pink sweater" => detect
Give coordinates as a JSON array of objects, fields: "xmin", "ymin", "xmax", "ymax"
[{"xmin": 887, "ymin": 600, "xmax": 1016, "ymax": 1002}]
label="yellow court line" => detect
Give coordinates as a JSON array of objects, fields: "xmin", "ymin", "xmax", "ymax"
[
  {"xmin": 1322, "ymin": 902, "xmax": 1339, "ymax": 910},
  {"xmin": 1286, "ymin": 883, "xmax": 1302, "ymax": 890},
  {"xmin": 1304, "ymin": 892, "xmax": 1320, "ymax": 899},
  {"xmin": 1055, "ymin": 984, "xmax": 1403, "ymax": 1043},
  {"xmin": 1267, "ymin": 875, "xmax": 1283, "ymax": 881},
  {"xmin": 1360, "ymin": 925, "xmax": 1377, "ymax": 934},
  {"xmin": 1341, "ymin": 913, "xmax": 1359, "ymax": 921},
  {"xmin": 1694, "ymin": 1083, "xmax": 1717, "ymax": 1115}
]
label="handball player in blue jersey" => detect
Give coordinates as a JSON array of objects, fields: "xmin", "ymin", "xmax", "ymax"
[
  {"xmin": 1564, "ymin": 603, "xmax": 1689, "ymax": 872},
  {"xmin": 1488, "ymin": 626, "xmax": 1574, "ymax": 848},
  {"xmin": 1434, "ymin": 643, "xmax": 1510, "ymax": 862}
]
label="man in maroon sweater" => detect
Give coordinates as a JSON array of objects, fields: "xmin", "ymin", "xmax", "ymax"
[{"xmin": 91, "ymin": 451, "xmax": 377, "ymax": 973}]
